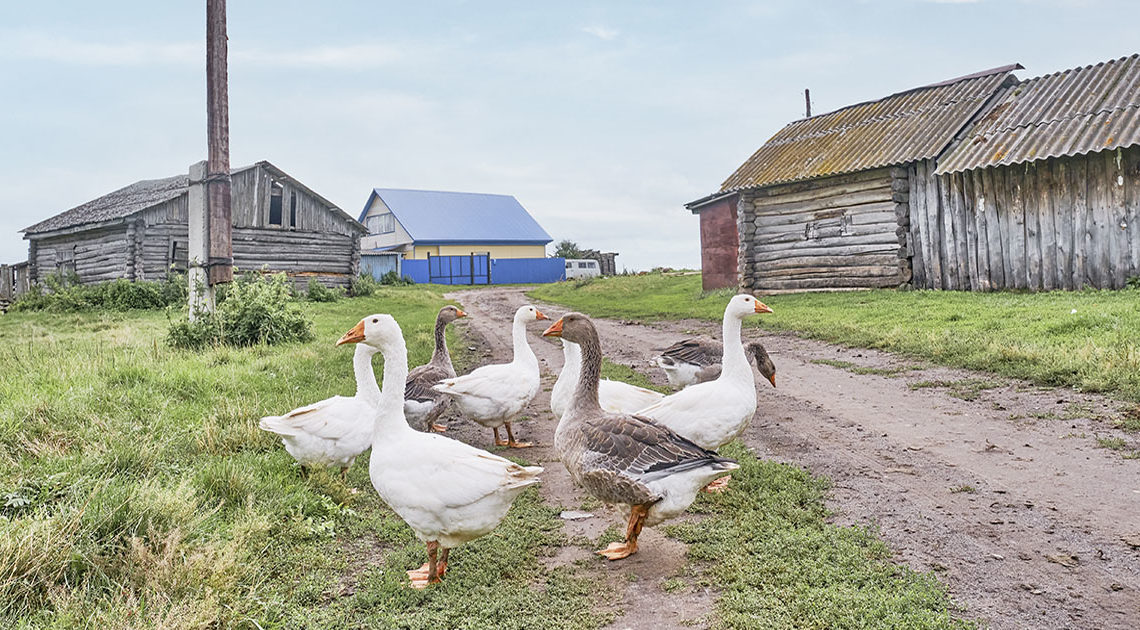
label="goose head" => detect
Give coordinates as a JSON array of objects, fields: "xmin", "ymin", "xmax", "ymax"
[
  {"xmin": 726, "ymin": 294, "xmax": 774, "ymax": 320},
  {"xmin": 515, "ymin": 304, "xmax": 551, "ymax": 324},
  {"xmin": 541, "ymin": 312, "xmax": 594, "ymax": 344},
  {"xmin": 439, "ymin": 305, "xmax": 467, "ymax": 324},
  {"xmin": 336, "ymin": 313, "xmax": 403, "ymax": 352},
  {"xmin": 746, "ymin": 342, "xmax": 777, "ymax": 388}
]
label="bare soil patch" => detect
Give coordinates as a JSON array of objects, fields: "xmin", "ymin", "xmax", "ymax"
[{"xmin": 448, "ymin": 286, "xmax": 1140, "ymax": 630}]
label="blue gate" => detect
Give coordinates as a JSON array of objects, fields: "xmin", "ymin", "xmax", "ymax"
[{"xmin": 427, "ymin": 254, "xmax": 490, "ymax": 285}]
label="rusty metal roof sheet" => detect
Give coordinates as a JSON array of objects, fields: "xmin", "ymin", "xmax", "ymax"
[
  {"xmin": 936, "ymin": 54, "xmax": 1140, "ymax": 174},
  {"xmin": 717, "ymin": 67, "xmax": 1017, "ymax": 193}
]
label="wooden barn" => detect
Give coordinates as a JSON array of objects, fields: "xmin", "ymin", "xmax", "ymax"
[
  {"xmin": 21, "ymin": 161, "xmax": 367, "ymax": 290},
  {"xmin": 688, "ymin": 54, "xmax": 1140, "ymax": 292}
]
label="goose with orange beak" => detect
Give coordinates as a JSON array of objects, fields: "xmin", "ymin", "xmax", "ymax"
[
  {"xmin": 543, "ymin": 312, "xmax": 736, "ymax": 560},
  {"xmin": 338, "ymin": 313, "xmax": 542, "ymax": 588},
  {"xmin": 634, "ymin": 294, "xmax": 773, "ymax": 492},
  {"xmin": 258, "ymin": 319, "xmax": 379, "ymax": 479},
  {"xmin": 433, "ymin": 305, "xmax": 549, "ymax": 448}
]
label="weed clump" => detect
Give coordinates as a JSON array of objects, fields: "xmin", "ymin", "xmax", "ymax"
[
  {"xmin": 304, "ymin": 277, "xmax": 341, "ymax": 303},
  {"xmin": 167, "ymin": 273, "xmax": 313, "ymax": 349},
  {"xmin": 10, "ymin": 271, "xmax": 187, "ymax": 313}
]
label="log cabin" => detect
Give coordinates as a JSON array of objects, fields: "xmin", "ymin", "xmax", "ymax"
[
  {"xmin": 688, "ymin": 54, "xmax": 1140, "ymax": 292},
  {"xmin": 21, "ymin": 161, "xmax": 367, "ymax": 290}
]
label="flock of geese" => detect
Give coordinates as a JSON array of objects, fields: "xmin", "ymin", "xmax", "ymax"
[{"xmin": 259, "ymin": 295, "xmax": 775, "ymax": 588}]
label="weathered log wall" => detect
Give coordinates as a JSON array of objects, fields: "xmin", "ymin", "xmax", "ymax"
[
  {"xmin": 909, "ymin": 146, "xmax": 1140, "ymax": 290},
  {"xmin": 29, "ymin": 228, "xmax": 131, "ymax": 284},
  {"xmin": 738, "ymin": 167, "xmax": 906, "ymax": 291}
]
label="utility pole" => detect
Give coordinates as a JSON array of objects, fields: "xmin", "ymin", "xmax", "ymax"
[
  {"xmin": 805, "ymin": 88, "xmax": 812, "ymax": 118},
  {"xmin": 189, "ymin": 0, "xmax": 233, "ymax": 316}
]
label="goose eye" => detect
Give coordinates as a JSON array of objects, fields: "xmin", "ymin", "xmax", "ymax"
[{"xmin": 371, "ymin": 318, "xmax": 378, "ymax": 323}]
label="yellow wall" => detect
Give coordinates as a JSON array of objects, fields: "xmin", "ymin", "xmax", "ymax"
[{"xmin": 408, "ymin": 244, "xmax": 546, "ymax": 259}]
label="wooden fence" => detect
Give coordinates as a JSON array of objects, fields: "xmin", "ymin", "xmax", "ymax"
[
  {"xmin": 908, "ymin": 146, "xmax": 1140, "ymax": 290},
  {"xmin": 1, "ymin": 262, "xmax": 30, "ymax": 309}
]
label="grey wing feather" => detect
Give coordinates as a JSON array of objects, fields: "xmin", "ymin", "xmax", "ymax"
[
  {"xmin": 576, "ymin": 413, "xmax": 735, "ymax": 504},
  {"xmin": 660, "ymin": 338, "xmax": 722, "ymax": 367},
  {"xmin": 404, "ymin": 364, "xmax": 450, "ymax": 402}
]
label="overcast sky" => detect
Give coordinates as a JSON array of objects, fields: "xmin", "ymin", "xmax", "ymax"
[{"xmin": 2, "ymin": 1, "xmax": 1137, "ymax": 271}]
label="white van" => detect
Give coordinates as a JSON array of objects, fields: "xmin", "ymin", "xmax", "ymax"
[{"xmin": 564, "ymin": 258, "xmax": 601, "ymax": 279}]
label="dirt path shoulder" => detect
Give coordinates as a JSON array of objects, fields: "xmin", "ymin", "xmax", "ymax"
[{"xmin": 447, "ymin": 286, "xmax": 1140, "ymax": 630}]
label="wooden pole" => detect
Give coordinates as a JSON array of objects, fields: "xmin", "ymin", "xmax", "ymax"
[
  {"xmin": 805, "ymin": 88, "xmax": 811, "ymax": 118},
  {"xmin": 206, "ymin": 0, "xmax": 232, "ymax": 286}
]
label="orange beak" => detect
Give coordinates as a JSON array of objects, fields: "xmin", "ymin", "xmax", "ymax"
[
  {"xmin": 767, "ymin": 373, "xmax": 777, "ymax": 388},
  {"xmin": 754, "ymin": 301, "xmax": 774, "ymax": 314},
  {"xmin": 456, "ymin": 309, "xmax": 467, "ymax": 318},
  {"xmin": 535, "ymin": 309, "xmax": 550, "ymax": 321},
  {"xmin": 336, "ymin": 320, "xmax": 366, "ymax": 346},
  {"xmin": 542, "ymin": 318, "xmax": 564, "ymax": 337}
]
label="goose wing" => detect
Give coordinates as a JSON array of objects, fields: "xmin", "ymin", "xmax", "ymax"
[
  {"xmin": 258, "ymin": 396, "xmax": 365, "ymax": 440},
  {"xmin": 659, "ymin": 339, "xmax": 721, "ymax": 367},
  {"xmin": 575, "ymin": 413, "xmax": 733, "ymax": 504},
  {"xmin": 405, "ymin": 363, "xmax": 449, "ymax": 402}
]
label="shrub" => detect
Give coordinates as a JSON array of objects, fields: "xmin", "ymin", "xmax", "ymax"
[
  {"xmin": 381, "ymin": 270, "xmax": 413, "ymax": 286},
  {"xmin": 167, "ymin": 273, "xmax": 313, "ymax": 349},
  {"xmin": 349, "ymin": 272, "xmax": 383, "ymax": 297},
  {"xmin": 10, "ymin": 272, "xmax": 187, "ymax": 313},
  {"xmin": 304, "ymin": 278, "xmax": 341, "ymax": 303}
]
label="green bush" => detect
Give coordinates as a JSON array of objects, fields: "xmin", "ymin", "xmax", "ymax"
[
  {"xmin": 10, "ymin": 272, "xmax": 187, "ymax": 313},
  {"xmin": 304, "ymin": 277, "xmax": 341, "ymax": 302},
  {"xmin": 381, "ymin": 269, "xmax": 413, "ymax": 286},
  {"xmin": 349, "ymin": 272, "xmax": 383, "ymax": 297},
  {"xmin": 167, "ymin": 273, "xmax": 313, "ymax": 349}
]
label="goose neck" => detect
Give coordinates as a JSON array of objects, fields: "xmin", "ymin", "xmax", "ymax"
[
  {"xmin": 511, "ymin": 315, "xmax": 537, "ymax": 367},
  {"xmin": 352, "ymin": 344, "xmax": 381, "ymax": 405},
  {"xmin": 568, "ymin": 333, "xmax": 603, "ymax": 416},
  {"xmin": 720, "ymin": 311, "xmax": 749, "ymax": 380},
  {"xmin": 374, "ymin": 337, "xmax": 413, "ymax": 439},
  {"xmin": 430, "ymin": 315, "xmax": 451, "ymax": 367}
]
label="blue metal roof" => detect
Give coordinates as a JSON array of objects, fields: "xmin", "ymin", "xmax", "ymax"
[{"xmin": 359, "ymin": 188, "xmax": 553, "ymax": 244}]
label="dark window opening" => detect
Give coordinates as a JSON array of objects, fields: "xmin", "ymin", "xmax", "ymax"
[
  {"xmin": 269, "ymin": 181, "xmax": 284, "ymax": 226},
  {"xmin": 289, "ymin": 192, "xmax": 297, "ymax": 228},
  {"xmin": 168, "ymin": 240, "xmax": 188, "ymax": 272}
]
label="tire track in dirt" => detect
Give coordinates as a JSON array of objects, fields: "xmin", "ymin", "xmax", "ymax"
[{"xmin": 448, "ymin": 286, "xmax": 1140, "ymax": 630}]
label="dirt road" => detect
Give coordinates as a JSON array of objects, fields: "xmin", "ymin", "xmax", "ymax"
[{"xmin": 445, "ymin": 286, "xmax": 1140, "ymax": 630}]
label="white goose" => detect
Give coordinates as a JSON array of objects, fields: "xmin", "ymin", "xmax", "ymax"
[
  {"xmin": 634, "ymin": 294, "xmax": 773, "ymax": 491},
  {"xmin": 551, "ymin": 340, "xmax": 663, "ymax": 419},
  {"xmin": 433, "ymin": 305, "xmax": 549, "ymax": 448},
  {"xmin": 258, "ymin": 341, "xmax": 379, "ymax": 478},
  {"xmin": 338, "ymin": 314, "xmax": 543, "ymax": 588}
]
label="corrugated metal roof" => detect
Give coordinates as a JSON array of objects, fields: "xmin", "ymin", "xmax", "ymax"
[
  {"xmin": 362, "ymin": 189, "xmax": 552, "ymax": 244},
  {"xmin": 717, "ymin": 67, "xmax": 1017, "ymax": 193},
  {"xmin": 936, "ymin": 54, "xmax": 1140, "ymax": 174}
]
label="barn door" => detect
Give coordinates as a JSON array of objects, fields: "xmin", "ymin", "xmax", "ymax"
[{"xmin": 427, "ymin": 253, "xmax": 490, "ymax": 285}]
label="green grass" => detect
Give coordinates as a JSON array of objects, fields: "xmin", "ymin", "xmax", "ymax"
[
  {"xmin": 529, "ymin": 273, "xmax": 1140, "ymax": 401},
  {"xmin": 0, "ymin": 287, "xmax": 608, "ymax": 628},
  {"xmin": 665, "ymin": 443, "xmax": 972, "ymax": 630},
  {"xmin": 3, "ymin": 282, "xmax": 974, "ymax": 629}
]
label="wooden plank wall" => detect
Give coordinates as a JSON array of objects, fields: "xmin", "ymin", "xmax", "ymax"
[
  {"xmin": 910, "ymin": 146, "xmax": 1140, "ymax": 290},
  {"xmin": 739, "ymin": 167, "xmax": 903, "ymax": 290}
]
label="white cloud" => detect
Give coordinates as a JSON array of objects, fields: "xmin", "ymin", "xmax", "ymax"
[{"xmin": 581, "ymin": 25, "xmax": 620, "ymax": 41}]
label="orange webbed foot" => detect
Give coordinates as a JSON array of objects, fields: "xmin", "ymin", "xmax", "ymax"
[
  {"xmin": 431, "ymin": 423, "xmax": 448, "ymax": 432},
  {"xmin": 703, "ymin": 475, "xmax": 731, "ymax": 493},
  {"xmin": 596, "ymin": 541, "xmax": 638, "ymax": 560}
]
